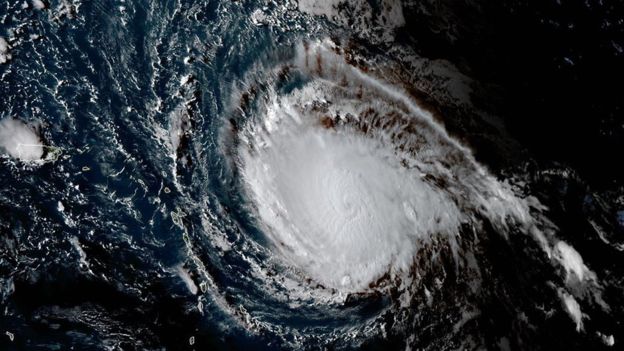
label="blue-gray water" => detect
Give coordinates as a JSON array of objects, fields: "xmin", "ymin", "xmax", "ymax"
[{"xmin": 1, "ymin": 1, "xmax": 623, "ymax": 350}]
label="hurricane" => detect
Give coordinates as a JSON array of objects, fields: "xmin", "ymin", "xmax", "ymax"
[{"xmin": 1, "ymin": 1, "xmax": 622, "ymax": 350}]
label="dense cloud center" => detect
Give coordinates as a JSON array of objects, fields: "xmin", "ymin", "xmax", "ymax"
[{"xmin": 240, "ymin": 109, "xmax": 462, "ymax": 291}]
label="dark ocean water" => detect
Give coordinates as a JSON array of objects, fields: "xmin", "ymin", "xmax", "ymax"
[{"xmin": 1, "ymin": 1, "xmax": 623, "ymax": 350}]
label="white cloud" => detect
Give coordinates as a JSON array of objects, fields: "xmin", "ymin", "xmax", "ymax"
[
  {"xmin": 236, "ymin": 41, "xmax": 541, "ymax": 293},
  {"xmin": 560, "ymin": 290, "xmax": 584, "ymax": 331},
  {"xmin": 555, "ymin": 240, "xmax": 592, "ymax": 283},
  {"xmin": 0, "ymin": 118, "xmax": 44, "ymax": 161},
  {"xmin": 32, "ymin": 0, "xmax": 46, "ymax": 10},
  {"xmin": 0, "ymin": 37, "xmax": 11, "ymax": 64}
]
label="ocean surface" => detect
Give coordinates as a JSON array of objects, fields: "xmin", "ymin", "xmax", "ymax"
[{"xmin": 1, "ymin": 1, "xmax": 623, "ymax": 350}]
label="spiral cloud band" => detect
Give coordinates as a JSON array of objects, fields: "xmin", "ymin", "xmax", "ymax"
[{"xmin": 235, "ymin": 40, "xmax": 569, "ymax": 294}]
